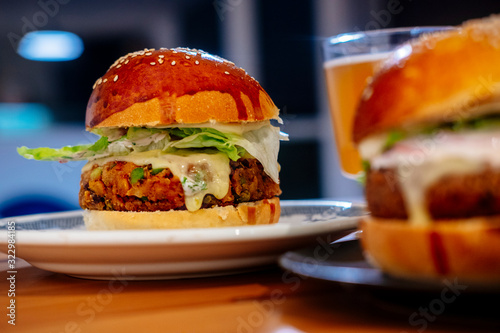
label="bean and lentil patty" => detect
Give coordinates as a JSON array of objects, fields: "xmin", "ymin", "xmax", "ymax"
[{"xmin": 79, "ymin": 158, "xmax": 281, "ymax": 212}]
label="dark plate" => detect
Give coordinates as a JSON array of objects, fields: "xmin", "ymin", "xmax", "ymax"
[
  {"xmin": 279, "ymin": 236, "xmax": 500, "ymax": 294},
  {"xmin": 280, "ymin": 236, "xmax": 500, "ymax": 330}
]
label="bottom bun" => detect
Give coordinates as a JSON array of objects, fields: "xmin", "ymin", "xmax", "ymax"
[
  {"xmin": 83, "ymin": 198, "xmax": 280, "ymax": 230},
  {"xmin": 360, "ymin": 216, "xmax": 500, "ymax": 285}
]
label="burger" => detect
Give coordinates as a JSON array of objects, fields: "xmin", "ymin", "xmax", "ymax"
[
  {"xmin": 353, "ymin": 16, "xmax": 500, "ymax": 284},
  {"xmin": 18, "ymin": 47, "xmax": 286, "ymax": 230}
]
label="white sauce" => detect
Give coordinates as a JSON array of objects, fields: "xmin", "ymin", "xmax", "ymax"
[
  {"xmin": 82, "ymin": 150, "xmax": 231, "ymax": 212},
  {"xmin": 368, "ymin": 130, "xmax": 500, "ymax": 224},
  {"xmin": 155, "ymin": 121, "xmax": 270, "ymax": 135}
]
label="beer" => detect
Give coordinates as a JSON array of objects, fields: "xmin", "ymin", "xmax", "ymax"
[{"xmin": 324, "ymin": 53, "xmax": 389, "ymax": 177}]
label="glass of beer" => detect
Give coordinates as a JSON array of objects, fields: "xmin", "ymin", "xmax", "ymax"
[{"xmin": 323, "ymin": 27, "xmax": 449, "ymax": 178}]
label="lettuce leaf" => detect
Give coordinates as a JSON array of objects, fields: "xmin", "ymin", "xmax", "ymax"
[
  {"xmin": 166, "ymin": 126, "xmax": 283, "ymax": 183},
  {"xmin": 17, "ymin": 125, "xmax": 285, "ymax": 183},
  {"xmin": 233, "ymin": 125, "xmax": 283, "ymax": 183},
  {"xmin": 383, "ymin": 130, "xmax": 406, "ymax": 151},
  {"xmin": 383, "ymin": 114, "xmax": 500, "ymax": 152},
  {"xmin": 166, "ymin": 128, "xmax": 243, "ymax": 161},
  {"xmin": 17, "ymin": 136, "xmax": 109, "ymax": 161}
]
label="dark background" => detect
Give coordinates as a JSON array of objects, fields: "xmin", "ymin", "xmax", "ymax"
[{"xmin": 1, "ymin": 0, "xmax": 499, "ymax": 217}]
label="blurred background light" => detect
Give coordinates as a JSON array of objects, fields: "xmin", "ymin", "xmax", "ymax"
[
  {"xmin": 17, "ymin": 30, "xmax": 84, "ymax": 61},
  {"xmin": 2, "ymin": 0, "xmax": 500, "ymax": 218},
  {"xmin": 0, "ymin": 103, "xmax": 53, "ymax": 133},
  {"xmin": 331, "ymin": 32, "xmax": 364, "ymax": 44}
]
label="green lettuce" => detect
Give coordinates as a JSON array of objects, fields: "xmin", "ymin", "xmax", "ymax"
[
  {"xmin": 17, "ymin": 128, "xmax": 243, "ymax": 161},
  {"xmin": 17, "ymin": 137, "xmax": 109, "ymax": 161},
  {"xmin": 382, "ymin": 114, "xmax": 500, "ymax": 151},
  {"xmin": 166, "ymin": 128, "xmax": 244, "ymax": 161},
  {"xmin": 17, "ymin": 125, "xmax": 284, "ymax": 183},
  {"xmin": 383, "ymin": 130, "xmax": 406, "ymax": 151}
]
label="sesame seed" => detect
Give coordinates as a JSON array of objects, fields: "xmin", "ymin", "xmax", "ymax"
[
  {"xmin": 171, "ymin": 61, "xmax": 176, "ymax": 66},
  {"xmin": 195, "ymin": 60, "xmax": 200, "ymax": 65},
  {"xmin": 92, "ymin": 82, "xmax": 97, "ymax": 89},
  {"xmin": 158, "ymin": 55, "xmax": 165, "ymax": 58},
  {"xmin": 150, "ymin": 62, "xmax": 156, "ymax": 65},
  {"xmin": 114, "ymin": 75, "xmax": 119, "ymax": 82},
  {"xmin": 97, "ymin": 78, "xmax": 102, "ymax": 85},
  {"xmin": 103, "ymin": 78, "xmax": 108, "ymax": 83},
  {"xmin": 158, "ymin": 59, "xmax": 164, "ymax": 64},
  {"xmin": 131, "ymin": 54, "xmax": 138, "ymax": 58},
  {"xmin": 185, "ymin": 55, "xmax": 190, "ymax": 59},
  {"xmin": 116, "ymin": 64, "xmax": 122, "ymax": 68},
  {"xmin": 124, "ymin": 59, "xmax": 129, "ymax": 64},
  {"xmin": 145, "ymin": 52, "xmax": 153, "ymax": 56},
  {"xmin": 224, "ymin": 71, "xmax": 230, "ymax": 75}
]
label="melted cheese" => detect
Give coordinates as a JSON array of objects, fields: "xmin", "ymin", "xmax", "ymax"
[
  {"xmin": 82, "ymin": 150, "xmax": 230, "ymax": 212},
  {"xmin": 369, "ymin": 130, "xmax": 500, "ymax": 225}
]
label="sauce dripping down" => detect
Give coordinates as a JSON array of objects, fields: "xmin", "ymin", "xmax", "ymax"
[
  {"xmin": 429, "ymin": 231, "xmax": 449, "ymax": 276},
  {"xmin": 247, "ymin": 206, "xmax": 256, "ymax": 225},
  {"xmin": 267, "ymin": 199, "xmax": 276, "ymax": 224}
]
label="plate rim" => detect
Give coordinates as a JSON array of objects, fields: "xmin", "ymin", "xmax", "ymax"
[
  {"xmin": 0, "ymin": 199, "xmax": 366, "ymax": 246},
  {"xmin": 278, "ymin": 238, "xmax": 500, "ymax": 294}
]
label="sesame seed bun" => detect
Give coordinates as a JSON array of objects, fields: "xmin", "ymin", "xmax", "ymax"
[
  {"xmin": 86, "ymin": 48, "xmax": 280, "ymax": 130},
  {"xmin": 78, "ymin": 47, "xmax": 283, "ymax": 230},
  {"xmin": 353, "ymin": 15, "xmax": 500, "ymax": 144}
]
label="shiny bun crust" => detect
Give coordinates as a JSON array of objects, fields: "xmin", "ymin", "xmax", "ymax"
[
  {"xmin": 360, "ymin": 216, "xmax": 500, "ymax": 285},
  {"xmin": 83, "ymin": 198, "xmax": 280, "ymax": 230},
  {"xmin": 86, "ymin": 48, "xmax": 279, "ymax": 129},
  {"xmin": 353, "ymin": 15, "xmax": 500, "ymax": 143}
]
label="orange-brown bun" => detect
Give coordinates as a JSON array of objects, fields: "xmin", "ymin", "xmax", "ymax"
[
  {"xmin": 360, "ymin": 216, "xmax": 500, "ymax": 285},
  {"xmin": 83, "ymin": 198, "xmax": 280, "ymax": 230},
  {"xmin": 86, "ymin": 47, "xmax": 279, "ymax": 130},
  {"xmin": 353, "ymin": 15, "xmax": 500, "ymax": 144}
]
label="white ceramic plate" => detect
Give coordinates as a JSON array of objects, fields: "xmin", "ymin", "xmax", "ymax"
[{"xmin": 0, "ymin": 200, "xmax": 366, "ymax": 280}]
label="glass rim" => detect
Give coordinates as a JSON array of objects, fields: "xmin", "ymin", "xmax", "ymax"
[{"xmin": 324, "ymin": 26, "xmax": 455, "ymax": 47}]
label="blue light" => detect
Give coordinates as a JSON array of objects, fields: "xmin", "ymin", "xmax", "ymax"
[
  {"xmin": 17, "ymin": 30, "xmax": 84, "ymax": 62},
  {"xmin": 0, "ymin": 103, "xmax": 52, "ymax": 133}
]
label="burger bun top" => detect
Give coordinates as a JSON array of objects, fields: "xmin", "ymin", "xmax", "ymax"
[
  {"xmin": 86, "ymin": 48, "xmax": 279, "ymax": 130},
  {"xmin": 353, "ymin": 15, "xmax": 500, "ymax": 144}
]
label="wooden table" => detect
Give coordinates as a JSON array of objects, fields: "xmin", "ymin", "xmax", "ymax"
[{"xmin": 1, "ymin": 259, "xmax": 499, "ymax": 333}]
